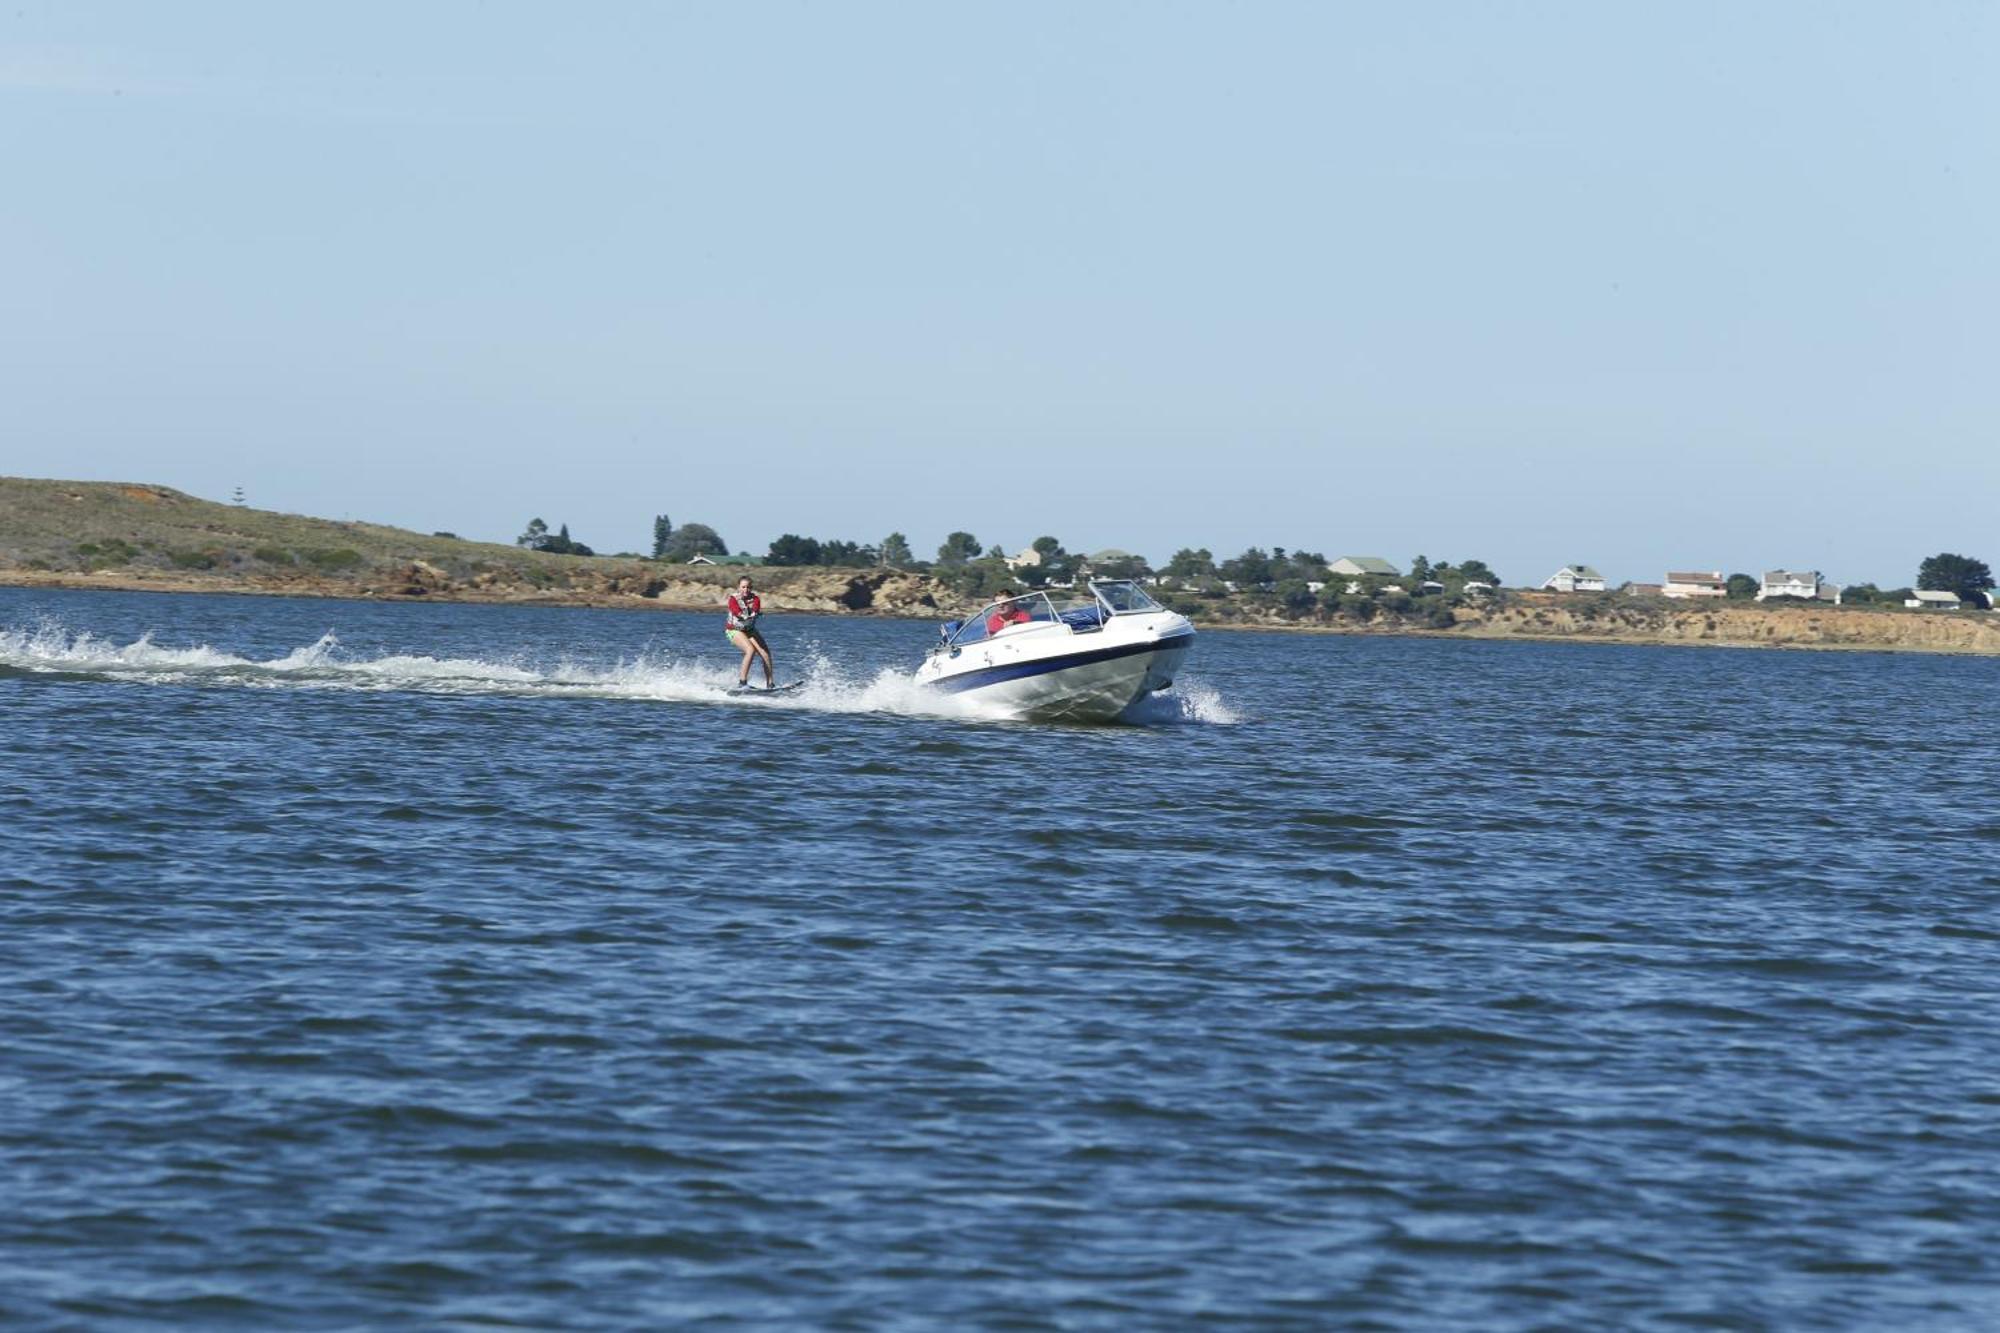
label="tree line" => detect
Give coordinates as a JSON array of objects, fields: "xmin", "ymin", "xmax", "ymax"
[{"xmin": 515, "ymin": 513, "xmax": 1994, "ymax": 610}]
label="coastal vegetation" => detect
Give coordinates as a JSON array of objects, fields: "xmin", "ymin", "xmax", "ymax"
[
  {"xmin": 3, "ymin": 477, "xmax": 1996, "ymax": 653},
  {"xmin": 1917, "ymin": 552, "xmax": 1995, "ymax": 603},
  {"xmin": 515, "ymin": 518, "xmax": 594, "ymax": 557}
]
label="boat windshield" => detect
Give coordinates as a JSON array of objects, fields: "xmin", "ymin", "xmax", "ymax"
[
  {"xmin": 1091, "ymin": 580, "xmax": 1163, "ymax": 614},
  {"xmin": 943, "ymin": 582, "xmax": 1164, "ymax": 649},
  {"xmin": 947, "ymin": 591, "xmax": 1062, "ymax": 647}
]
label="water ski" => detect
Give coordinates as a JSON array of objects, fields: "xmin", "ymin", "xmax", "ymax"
[{"xmin": 729, "ymin": 681, "xmax": 804, "ymax": 697}]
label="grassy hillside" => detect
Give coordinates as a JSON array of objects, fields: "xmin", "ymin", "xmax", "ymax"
[
  {"xmin": 0, "ymin": 477, "xmax": 595, "ymax": 581},
  {"xmin": 0, "ymin": 476, "xmax": 953, "ymax": 614}
]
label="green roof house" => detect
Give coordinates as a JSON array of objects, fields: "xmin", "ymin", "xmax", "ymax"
[{"xmin": 1328, "ymin": 556, "xmax": 1400, "ymax": 578}]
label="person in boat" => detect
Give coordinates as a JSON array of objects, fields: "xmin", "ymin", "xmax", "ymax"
[
  {"xmin": 726, "ymin": 575, "xmax": 776, "ymax": 688},
  {"xmin": 985, "ymin": 589, "xmax": 1034, "ymax": 636}
]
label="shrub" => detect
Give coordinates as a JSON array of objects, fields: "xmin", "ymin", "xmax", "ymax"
[
  {"xmin": 169, "ymin": 550, "xmax": 217, "ymax": 570},
  {"xmin": 253, "ymin": 546, "xmax": 293, "ymax": 565},
  {"xmin": 1427, "ymin": 606, "xmax": 1457, "ymax": 629},
  {"xmin": 76, "ymin": 538, "xmax": 137, "ymax": 568},
  {"xmin": 1275, "ymin": 579, "xmax": 1317, "ymax": 614},
  {"xmin": 303, "ymin": 548, "xmax": 364, "ymax": 571}
]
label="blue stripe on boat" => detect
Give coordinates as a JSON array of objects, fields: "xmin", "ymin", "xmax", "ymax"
[{"xmin": 927, "ymin": 633, "xmax": 1194, "ymax": 695}]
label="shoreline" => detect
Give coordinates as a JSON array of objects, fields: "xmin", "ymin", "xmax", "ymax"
[{"xmin": 8, "ymin": 568, "xmax": 1999, "ymax": 659}]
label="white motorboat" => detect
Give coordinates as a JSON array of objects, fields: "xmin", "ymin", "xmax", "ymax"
[{"xmin": 914, "ymin": 580, "xmax": 1195, "ymax": 722}]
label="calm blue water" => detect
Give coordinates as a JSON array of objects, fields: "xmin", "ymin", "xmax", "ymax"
[{"xmin": 4, "ymin": 586, "xmax": 1999, "ymax": 1330}]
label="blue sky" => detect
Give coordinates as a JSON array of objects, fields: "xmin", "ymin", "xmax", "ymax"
[{"xmin": 2, "ymin": 2, "xmax": 1993, "ymax": 587}]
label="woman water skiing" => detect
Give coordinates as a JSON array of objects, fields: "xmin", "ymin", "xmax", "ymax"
[{"xmin": 726, "ymin": 575, "xmax": 776, "ymax": 689}]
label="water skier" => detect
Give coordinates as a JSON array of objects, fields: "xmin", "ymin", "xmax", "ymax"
[{"xmin": 726, "ymin": 575, "xmax": 776, "ymax": 689}]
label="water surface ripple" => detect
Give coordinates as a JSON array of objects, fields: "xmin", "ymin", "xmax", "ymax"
[{"xmin": 3, "ymin": 588, "xmax": 1998, "ymax": 1329}]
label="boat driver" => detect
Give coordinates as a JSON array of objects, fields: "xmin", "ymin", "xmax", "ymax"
[{"xmin": 985, "ymin": 589, "xmax": 1034, "ymax": 636}]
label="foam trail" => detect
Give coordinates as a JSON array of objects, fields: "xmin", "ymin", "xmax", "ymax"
[
  {"xmin": 0, "ymin": 620, "xmax": 1234, "ymax": 726},
  {"xmin": 1123, "ymin": 676, "xmax": 1243, "ymax": 726}
]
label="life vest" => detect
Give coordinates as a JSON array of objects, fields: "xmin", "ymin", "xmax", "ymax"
[{"xmin": 727, "ymin": 591, "xmax": 762, "ymax": 631}]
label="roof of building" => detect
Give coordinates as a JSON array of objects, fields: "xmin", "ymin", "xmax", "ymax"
[
  {"xmin": 1332, "ymin": 556, "xmax": 1400, "ymax": 576},
  {"xmin": 1666, "ymin": 571, "xmax": 1724, "ymax": 583},
  {"xmin": 1910, "ymin": 589, "xmax": 1962, "ymax": 603},
  {"xmin": 1762, "ymin": 570, "xmax": 1818, "ymax": 584}
]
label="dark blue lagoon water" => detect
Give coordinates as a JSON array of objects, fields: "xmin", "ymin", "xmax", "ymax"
[{"xmin": 4, "ymin": 586, "xmax": 2000, "ymax": 1330}]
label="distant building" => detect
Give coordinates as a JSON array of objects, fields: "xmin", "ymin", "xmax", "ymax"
[
  {"xmin": 1542, "ymin": 565, "xmax": 1606, "ymax": 593},
  {"xmin": 1624, "ymin": 582, "xmax": 1665, "ymax": 598},
  {"xmin": 1461, "ymin": 581, "xmax": 1494, "ymax": 595},
  {"xmin": 1005, "ymin": 547, "xmax": 1044, "ymax": 571},
  {"xmin": 1662, "ymin": 570, "xmax": 1726, "ymax": 598},
  {"xmin": 1081, "ymin": 548, "xmax": 1142, "ymax": 575},
  {"xmin": 1329, "ymin": 556, "xmax": 1401, "ymax": 594},
  {"xmin": 1418, "ymin": 580, "xmax": 1445, "ymax": 595},
  {"xmin": 1906, "ymin": 589, "xmax": 1963, "ymax": 610},
  {"xmin": 1758, "ymin": 570, "xmax": 1841, "ymax": 604}
]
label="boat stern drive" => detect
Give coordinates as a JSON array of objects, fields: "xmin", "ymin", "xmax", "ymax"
[{"xmin": 913, "ymin": 580, "xmax": 1195, "ymax": 721}]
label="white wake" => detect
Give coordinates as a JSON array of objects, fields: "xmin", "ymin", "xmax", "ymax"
[{"xmin": 0, "ymin": 620, "xmax": 1236, "ymax": 726}]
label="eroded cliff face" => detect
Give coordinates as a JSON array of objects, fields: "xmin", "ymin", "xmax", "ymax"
[
  {"xmin": 0, "ymin": 559, "xmax": 963, "ymax": 619},
  {"xmin": 1449, "ymin": 596, "xmax": 2000, "ymax": 654}
]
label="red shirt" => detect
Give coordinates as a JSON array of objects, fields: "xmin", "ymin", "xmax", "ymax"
[
  {"xmin": 985, "ymin": 604, "xmax": 1031, "ymax": 634},
  {"xmin": 727, "ymin": 592, "xmax": 761, "ymax": 629}
]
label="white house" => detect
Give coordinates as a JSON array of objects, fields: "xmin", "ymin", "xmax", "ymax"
[
  {"xmin": 1906, "ymin": 589, "xmax": 1963, "ymax": 610},
  {"xmin": 1462, "ymin": 581, "xmax": 1494, "ymax": 595},
  {"xmin": 1005, "ymin": 547, "xmax": 1044, "ymax": 571},
  {"xmin": 1662, "ymin": 570, "xmax": 1727, "ymax": 598},
  {"xmin": 1758, "ymin": 570, "xmax": 1842, "ymax": 604},
  {"xmin": 1542, "ymin": 565, "xmax": 1606, "ymax": 593}
]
